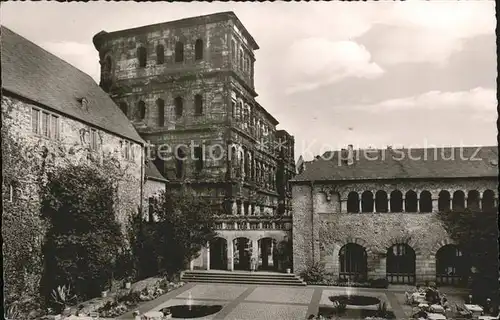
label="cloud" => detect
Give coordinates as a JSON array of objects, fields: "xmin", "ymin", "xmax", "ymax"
[
  {"xmin": 40, "ymin": 41, "xmax": 100, "ymax": 81},
  {"xmin": 370, "ymin": 1, "xmax": 495, "ymax": 66},
  {"xmin": 353, "ymin": 87, "xmax": 496, "ymax": 115},
  {"xmin": 283, "ymin": 38, "xmax": 384, "ymax": 94}
]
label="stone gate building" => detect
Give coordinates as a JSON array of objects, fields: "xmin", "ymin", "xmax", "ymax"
[
  {"xmin": 92, "ymin": 12, "xmax": 295, "ymax": 271},
  {"xmin": 291, "ymin": 145, "xmax": 498, "ymax": 285}
]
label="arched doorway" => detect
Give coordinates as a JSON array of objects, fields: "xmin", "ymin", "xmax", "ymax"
[
  {"xmin": 482, "ymin": 189, "xmax": 495, "ymax": 212},
  {"xmin": 233, "ymin": 237, "xmax": 251, "ymax": 270},
  {"xmin": 209, "ymin": 237, "xmax": 227, "ymax": 270},
  {"xmin": 436, "ymin": 245, "xmax": 466, "ymax": 286},
  {"xmin": 339, "ymin": 243, "xmax": 367, "ymax": 281},
  {"xmin": 386, "ymin": 244, "xmax": 416, "ymax": 284},
  {"xmin": 258, "ymin": 237, "xmax": 277, "ymax": 271}
]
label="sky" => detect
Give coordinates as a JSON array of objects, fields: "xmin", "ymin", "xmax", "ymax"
[{"xmin": 2, "ymin": 1, "xmax": 497, "ymax": 161}]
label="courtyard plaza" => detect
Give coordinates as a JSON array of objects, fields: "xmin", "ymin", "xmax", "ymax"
[{"xmin": 117, "ymin": 280, "xmax": 467, "ymax": 320}]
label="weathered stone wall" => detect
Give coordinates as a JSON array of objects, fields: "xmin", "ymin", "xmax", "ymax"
[
  {"xmin": 292, "ymin": 178, "xmax": 498, "ymax": 281},
  {"xmin": 2, "ymin": 94, "xmax": 143, "ymax": 231},
  {"xmin": 102, "ymin": 21, "xmax": 232, "ymax": 81}
]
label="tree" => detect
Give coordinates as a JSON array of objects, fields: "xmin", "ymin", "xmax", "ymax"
[
  {"xmin": 40, "ymin": 163, "xmax": 125, "ymax": 304},
  {"xmin": 437, "ymin": 208, "xmax": 499, "ymax": 303},
  {"xmin": 148, "ymin": 189, "xmax": 217, "ymax": 275}
]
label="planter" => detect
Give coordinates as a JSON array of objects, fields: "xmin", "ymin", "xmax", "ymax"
[
  {"xmin": 61, "ymin": 307, "xmax": 72, "ymax": 316},
  {"xmin": 286, "ymin": 268, "xmax": 291, "ymax": 274},
  {"xmin": 125, "ymin": 282, "xmax": 131, "ymax": 289},
  {"xmin": 101, "ymin": 290, "xmax": 108, "ymax": 298}
]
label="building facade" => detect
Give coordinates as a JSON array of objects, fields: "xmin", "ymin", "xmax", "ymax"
[
  {"xmin": 92, "ymin": 12, "xmax": 295, "ymax": 271},
  {"xmin": 1, "ymin": 27, "xmax": 150, "ymax": 229},
  {"xmin": 291, "ymin": 145, "xmax": 498, "ymax": 285}
]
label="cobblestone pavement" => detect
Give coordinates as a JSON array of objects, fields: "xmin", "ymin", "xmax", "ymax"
[{"xmin": 119, "ymin": 283, "xmax": 465, "ymax": 320}]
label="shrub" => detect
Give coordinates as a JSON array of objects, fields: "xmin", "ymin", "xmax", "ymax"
[
  {"xmin": 40, "ymin": 164, "xmax": 125, "ymax": 302},
  {"xmin": 369, "ymin": 278, "xmax": 389, "ymax": 289},
  {"xmin": 300, "ymin": 262, "xmax": 327, "ymax": 283},
  {"xmin": 135, "ymin": 190, "xmax": 217, "ymax": 277}
]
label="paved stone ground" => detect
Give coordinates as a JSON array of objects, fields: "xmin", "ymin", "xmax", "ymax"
[{"xmin": 118, "ymin": 283, "xmax": 466, "ymax": 320}]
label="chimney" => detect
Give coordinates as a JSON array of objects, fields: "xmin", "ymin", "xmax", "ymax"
[{"xmin": 347, "ymin": 144, "xmax": 354, "ymax": 165}]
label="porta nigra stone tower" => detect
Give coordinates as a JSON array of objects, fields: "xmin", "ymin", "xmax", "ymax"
[{"xmin": 93, "ymin": 12, "xmax": 296, "ymax": 271}]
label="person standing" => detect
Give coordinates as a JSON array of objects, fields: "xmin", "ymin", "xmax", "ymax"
[{"xmin": 250, "ymin": 257, "xmax": 257, "ymax": 272}]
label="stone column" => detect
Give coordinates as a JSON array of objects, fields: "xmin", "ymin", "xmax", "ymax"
[
  {"xmin": 206, "ymin": 241, "xmax": 210, "ymax": 270},
  {"xmin": 416, "ymin": 198, "xmax": 420, "ymax": 213},
  {"xmin": 189, "ymin": 259, "xmax": 194, "ymax": 271},
  {"xmin": 227, "ymin": 239, "xmax": 234, "ymax": 271},
  {"xmin": 431, "ymin": 198, "xmax": 439, "ymax": 212},
  {"xmin": 252, "ymin": 239, "xmax": 259, "ymax": 269},
  {"xmin": 340, "ymin": 199, "xmax": 347, "ymax": 213}
]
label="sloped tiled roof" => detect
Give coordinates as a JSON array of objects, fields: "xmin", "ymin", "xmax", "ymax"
[
  {"xmin": 292, "ymin": 146, "xmax": 499, "ymax": 182},
  {"xmin": 1, "ymin": 26, "xmax": 144, "ymax": 144},
  {"xmin": 145, "ymin": 161, "xmax": 168, "ymax": 183}
]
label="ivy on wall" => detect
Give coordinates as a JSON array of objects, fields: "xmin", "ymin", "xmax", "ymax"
[{"xmin": 2, "ymin": 97, "xmax": 142, "ymax": 317}]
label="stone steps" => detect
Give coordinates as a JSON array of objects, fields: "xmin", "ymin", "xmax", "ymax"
[{"xmin": 181, "ymin": 271, "xmax": 306, "ymax": 286}]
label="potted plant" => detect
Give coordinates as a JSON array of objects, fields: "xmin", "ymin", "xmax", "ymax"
[
  {"xmin": 124, "ymin": 269, "xmax": 136, "ymax": 289},
  {"xmin": 51, "ymin": 284, "xmax": 77, "ymax": 316}
]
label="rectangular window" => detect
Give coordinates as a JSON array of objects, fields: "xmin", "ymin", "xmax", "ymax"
[
  {"xmin": 42, "ymin": 112, "xmax": 50, "ymax": 137},
  {"xmin": 124, "ymin": 141, "xmax": 130, "ymax": 160},
  {"xmin": 90, "ymin": 129, "xmax": 98, "ymax": 150},
  {"xmin": 130, "ymin": 143, "xmax": 135, "ymax": 161},
  {"xmin": 148, "ymin": 197, "xmax": 155, "ymax": 222},
  {"xmin": 194, "ymin": 146, "xmax": 203, "ymax": 172},
  {"xmin": 8, "ymin": 184, "xmax": 13, "ymax": 202},
  {"xmin": 51, "ymin": 115, "xmax": 59, "ymax": 139},
  {"xmin": 31, "ymin": 108, "xmax": 40, "ymax": 134}
]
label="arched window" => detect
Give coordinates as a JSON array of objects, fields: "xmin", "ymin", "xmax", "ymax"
[
  {"xmin": 156, "ymin": 99, "xmax": 164, "ymax": 126},
  {"xmin": 467, "ymin": 190, "xmax": 480, "ymax": 211},
  {"xmin": 239, "ymin": 49, "xmax": 244, "ymax": 69},
  {"xmin": 436, "ymin": 245, "xmax": 465, "ymax": 286},
  {"xmin": 375, "ymin": 190, "xmax": 388, "ymax": 213},
  {"xmin": 174, "ymin": 96, "xmax": 183, "ymax": 117},
  {"xmin": 175, "ymin": 147, "xmax": 186, "ymax": 179},
  {"xmin": 405, "ymin": 190, "xmax": 418, "ymax": 212},
  {"xmin": 244, "ymin": 151, "xmax": 250, "ymax": 182},
  {"xmin": 231, "ymin": 39, "xmax": 236, "ymax": 60},
  {"xmin": 386, "ymin": 244, "xmax": 416, "ymax": 284},
  {"xmin": 156, "ymin": 44, "xmax": 164, "ymax": 64},
  {"xmin": 361, "ymin": 191, "xmax": 374, "ymax": 213},
  {"xmin": 195, "ymin": 39, "xmax": 203, "ymax": 60},
  {"xmin": 175, "ymin": 41, "xmax": 184, "ymax": 62},
  {"xmin": 137, "ymin": 46, "xmax": 147, "ymax": 68},
  {"xmin": 194, "ymin": 94, "xmax": 203, "ymax": 115},
  {"xmin": 137, "ymin": 101, "xmax": 146, "ymax": 120},
  {"xmin": 119, "ymin": 102, "xmax": 128, "ymax": 116},
  {"xmin": 438, "ymin": 190, "xmax": 451, "ymax": 212},
  {"xmin": 419, "ymin": 190, "xmax": 432, "ymax": 213},
  {"xmin": 452, "ymin": 190, "xmax": 465, "ymax": 212},
  {"xmin": 482, "ymin": 189, "xmax": 495, "ymax": 212},
  {"xmin": 347, "ymin": 192, "xmax": 359, "ymax": 213},
  {"xmin": 390, "ymin": 190, "xmax": 403, "ymax": 212},
  {"xmin": 339, "ymin": 243, "xmax": 367, "ymax": 281}
]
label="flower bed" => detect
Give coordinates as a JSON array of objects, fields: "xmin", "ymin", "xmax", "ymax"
[
  {"xmin": 72, "ymin": 277, "xmax": 185, "ymax": 318},
  {"xmin": 308, "ymin": 277, "xmax": 389, "ymax": 289}
]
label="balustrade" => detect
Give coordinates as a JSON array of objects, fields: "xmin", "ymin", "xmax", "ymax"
[{"xmin": 213, "ymin": 215, "xmax": 292, "ymax": 231}]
